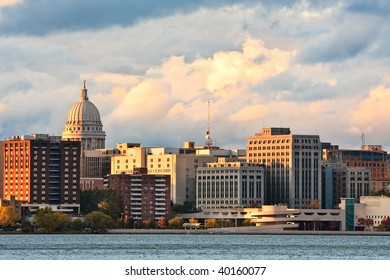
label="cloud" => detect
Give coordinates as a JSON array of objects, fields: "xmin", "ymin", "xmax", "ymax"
[
  {"xmin": 1, "ymin": 0, "xmax": 390, "ymax": 152},
  {"xmin": 102, "ymin": 37, "xmax": 294, "ymax": 146},
  {"xmin": 0, "ymin": 0, "xmax": 21, "ymax": 8},
  {"xmin": 0, "ymin": 0, "xmax": 258, "ymax": 35}
]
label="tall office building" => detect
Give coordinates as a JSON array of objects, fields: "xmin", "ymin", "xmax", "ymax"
[
  {"xmin": 62, "ymin": 81, "xmax": 106, "ymax": 150},
  {"xmin": 247, "ymin": 128, "xmax": 322, "ymax": 208},
  {"xmin": 1, "ymin": 134, "xmax": 81, "ymax": 212}
]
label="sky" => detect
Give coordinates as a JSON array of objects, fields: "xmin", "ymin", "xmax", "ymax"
[{"xmin": 1, "ymin": 0, "xmax": 390, "ymax": 150}]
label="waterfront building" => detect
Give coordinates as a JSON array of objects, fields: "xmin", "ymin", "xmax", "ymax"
[
  {"xmin": 354, "ymin": 196, "xmax": 390, "ymax": 228},
  {"xmin": 108, "ymin": 168, "xmax": 171, "ymax": 222},
  {"xmin": 181, "ymin": 205, "xmax": 346, "ymax": 231},
  {"xmin": 246, "ymin": 127, "xmax": 322, "ymax": 208},
  {"xmin": 324, "ymin": 144, "xmax": 390, "ymax": 193},
  {"xmin": 1, "ymin": 134, "xmax": 81, "ymax": 213},
  {"xmin": 62, "ymin": 81, "xmax": 106, "ymax": 150},
  {"xmin": 196, "ymin": 158, "xmax": 264, "ymax": 210}
]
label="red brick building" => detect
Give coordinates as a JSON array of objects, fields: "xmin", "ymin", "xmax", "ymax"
[
  {"xmin": 108, "ymin": 168, "xmax": 171, "ymax": 223},
  {"xmin": 1, "ymin": 135, "xmax": 80, "ymax": 212}
]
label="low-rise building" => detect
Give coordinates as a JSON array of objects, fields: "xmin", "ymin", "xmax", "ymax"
[{"xmin": 196, "ymin": 158, "xmax": 264, "ymax": 209}]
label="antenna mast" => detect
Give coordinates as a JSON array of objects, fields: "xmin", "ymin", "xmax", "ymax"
[{"xmin": 205, "ymin": 100, "xmax": 213, "ymax": 149}]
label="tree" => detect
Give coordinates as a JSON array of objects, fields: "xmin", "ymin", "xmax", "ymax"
[
  {"xmin": 168, "ymin": 217, "xmax": 183, "ymax": 229},
  {"xmin": 21, "ymin": 220, "xmax": 32, "ymax": 233},
  {"xmin": 34, "ymin": 208, "xmax": 71, "ymax": 233},
  {"xmin": 380, "ymin": 216, "xmax": 390, "ymax": 231},
  {"xmin": 365, "ymin": 218, "xmax": 374, "ymax": 230},
  {"xmin": 205, "ymin": 218, "xmax": 218, "ymax": 228},
  {"xmin": 357, "ymin": 217, "xmax": 366, "ymax": 226},
  {"xmin": 0, "ymin": 206, "xmax": 17, "ymax": 227},
  {"xmin": 70, "ymin": 218, "xmax": 86, "ymax": 231},
  {"xmin": 157, "ymin": 218, "xmax": 167, "ymax": 229},
  {"xmin": 242, "ymin": 218, "xmax": 253, "ymax": 226},
  {"xmin": 171, "ymin": 204, "xmax": 186, "ymax": 214},
  {"xmin": 84, "ymin": 211, "xmax": 114, "ymax": 233},
  {"xmin": 188, "ymin": 218, "xmax": 198, "ymax": 224},
  {"xmin": 80, "ymin": 189, "xmax": 121, "ymax": 219}
]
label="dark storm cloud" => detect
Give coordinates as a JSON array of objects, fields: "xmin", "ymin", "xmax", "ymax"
[{"xmin": 0, "ymin": 0, "xmax": 262, "ymax": 35}]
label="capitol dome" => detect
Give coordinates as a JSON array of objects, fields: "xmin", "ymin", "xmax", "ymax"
[{"xmin": 62, "ymin": 81, "xmax": 106, "ymax": 150}]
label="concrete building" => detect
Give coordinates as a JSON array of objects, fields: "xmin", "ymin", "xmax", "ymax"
[
  {"xmin": 181, "ymin": 205, "xmax": 346, "ymax": 231},
  {"xmin": 108, "ymin": 168, "xmax": 171, "ymax": 222},
  {"xmin": 354, "ymin": 196, "xmax": 390, "ymax": 228},
  {"xmin": 1, "ymin": 134, "xmax": 81, "ymax": 213},
  {"xmin": 196, "ymin": 158, "xmax": 264, "ymax": 209},
  {"xmin": 322, "ymin": 162, "xmax": 371, "ymax": 208},
  {"xmin": 324, "ymin": 145, "xmax": 390, "ymax": 193},
  {"xmin": 247, "ymin": 127, "xmax": 322, "ymax": 208},
  {"xmin": 62, "ymin": 81, "xmax": 106, "ymax": 150},
  {"xmin": 110, "ymin": 142, "xmax": 217, "ymax": 208}
]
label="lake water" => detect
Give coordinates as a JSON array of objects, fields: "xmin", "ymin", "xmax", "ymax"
[{"xmin": 1, "ymin": 234, "xmax": 389, "ymax": 260}]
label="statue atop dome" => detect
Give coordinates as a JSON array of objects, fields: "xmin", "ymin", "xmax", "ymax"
[{"xmin": 81, "ymin": 80, "xmax": 89, "ymax": 101}]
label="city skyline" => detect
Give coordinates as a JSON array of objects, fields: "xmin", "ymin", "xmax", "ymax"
[{"xmin": 1, "ymin": 1, "xmax": 390, "ymax": 150}]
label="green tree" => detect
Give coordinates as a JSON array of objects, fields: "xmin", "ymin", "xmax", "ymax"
[
  {"xmin": 168, "ymin": 217, "xmax": 183, "ymax": 229},
  {"xmin": 84, "ymin": 211, "xmax": 114, "ymax": 233},
  {"xmin": 81, "ymin": 189, "xmax": 121, "ymax": 219},
  {"xmin": 70, "ymin": 218, "xmax": 86, "ymax": 231},
  {"xmin": 34, "ymin": 208, "xmax": 71, "ymax": 233},
  {"xmin": 171, "ymin": 204, "xmax": 186, "ymax": 214},
  {"xmin": 21, "ymin": 220, "xmax": 32, "ymax": 233},
  {"xmin": 0, "ymin": 206, "xmax": 17, "ymax": 227}
]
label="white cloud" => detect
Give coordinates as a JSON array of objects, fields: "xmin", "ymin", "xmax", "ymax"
[
  {"xmin": 0, "ymin": 0, "xmax": 21, "ymax": 8},
  {"xmin": 1, "ymin": 1, "xmax": 390, "ymax": 150}
]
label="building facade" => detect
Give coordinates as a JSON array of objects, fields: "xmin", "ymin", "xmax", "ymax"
[
  {"xmin": 108, "ymin": 169, "xmax": 171, "ymax": 223},
  {"xmin": 196, "ymin": 158, "xmax": 264, "ymax": 210},
  {"xmin": 322, "ymin": 162, "xmax": 371, "ymax": 208},
  {"xmin": 111, "ymin": 143, "xmax": 217, "ymax": 207},
  {"xmin": 1, "ymin": 134, "xmax": 80, "ymax": 212},
  {"xmin": 246, "ymin": 127, "xmax": 322, "ymax": 208},
  {"xmin": 62, "ymin": 81, "xmax": 106, "ymax": 150},
  {"xmin": 324, "ymin": 145, "xmax": 389, "ymax": 193}
]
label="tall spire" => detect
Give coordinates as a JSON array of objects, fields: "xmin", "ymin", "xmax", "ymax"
[
  {"xmin": 81, "ymin": 80, "xmax": 88, "ymax": 100},
  {"xmin": 205, "ymin": 100, "xmax": 213, "ymax": 149}
]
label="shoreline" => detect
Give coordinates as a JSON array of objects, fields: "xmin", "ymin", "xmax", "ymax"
[{"xmin": 108, "ymin": 227, "xmax": 390, "ymax": 236}]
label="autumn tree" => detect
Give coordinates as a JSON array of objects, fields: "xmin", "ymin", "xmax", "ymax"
[
  {"xmin": 157, "ymin": 218, "xmax": 167, "ymax": 229},
  {"xmin": 0, "ymin": 206, "xmax": 17, "ymax": 227},
  {"xmin": 168, "ymin": 217, "xmax": 183, "ymax": 229},
  {"xmin": 205, "ymin": 218, "xmax": 218, "ymax": 228},
  {"xmin": 188, "ymin": 218, "xmax": 198, "ymax": 224},
  {"xmin": 380, "ymin": 216, "xmax": 390, "ymax": 231}
]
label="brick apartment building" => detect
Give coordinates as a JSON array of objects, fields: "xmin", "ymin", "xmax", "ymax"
[{"xmin": 108, "ymin": 168, "xmax": 171, "ymax": 223}]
